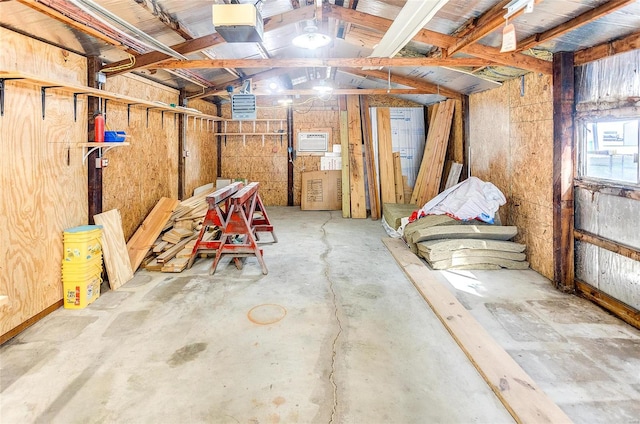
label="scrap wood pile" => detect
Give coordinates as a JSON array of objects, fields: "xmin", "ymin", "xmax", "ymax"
[{"xmin": 139, "ymin": 189, "xmax": 221, "ymax": 273}]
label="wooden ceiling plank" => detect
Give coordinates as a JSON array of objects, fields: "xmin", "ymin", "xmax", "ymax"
[
  {"xmin": 517, "ymin": 0, "xmax": 637, "ymax": 52},
  {"xmin": 151, "ymin": 57, "xmax": 492, "ymax": 70},
  {"xmin": 574, "ymin": 30, "xmax": 640, "ymax": 66}
]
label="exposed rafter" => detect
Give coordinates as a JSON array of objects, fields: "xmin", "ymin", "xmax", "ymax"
[
  {"xmin": 516, "ymin": 0, "xmax": 637, "ymax": 52},
  {"xmin": 325, "ymin": 4, "xmax": 552, "ymax": 74}
]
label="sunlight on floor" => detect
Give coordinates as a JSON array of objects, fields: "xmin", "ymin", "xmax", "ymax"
[{"xmin": 440, "ymin": 270, "xmax": 486, "ymax": 298}]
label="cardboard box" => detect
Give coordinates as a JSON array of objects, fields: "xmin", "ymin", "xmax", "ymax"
[{"xmin": 301, "ymin": 170, "xmax": 342, "ymax": 210}]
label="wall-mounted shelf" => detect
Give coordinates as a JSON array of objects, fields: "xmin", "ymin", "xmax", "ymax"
[
  {"xmin": 219, "ymin": 119, "xmax": 287, "ymax": 145},
  {"xmin": 0, "ymin": 70, "xmax": 225, "ymax": 124},
  {"xmin": 81, "ymin": 142, "xmax": 130, "ymax": 164}
]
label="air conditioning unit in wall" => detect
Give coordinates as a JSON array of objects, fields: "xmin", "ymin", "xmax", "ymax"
[{"xmin": 298, "ymin": 132, "xmax": 329, "ymax": 153}]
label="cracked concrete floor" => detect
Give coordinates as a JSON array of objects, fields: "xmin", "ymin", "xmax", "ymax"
[
  {"xmin": 3, "ymin": 207, "xmax": 639, "ymax": 423},
  {"xmin": 1, "ymin": 207, "xmax": 512, "ymax": 423}
]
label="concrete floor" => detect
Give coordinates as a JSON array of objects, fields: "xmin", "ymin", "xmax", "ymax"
[{"xmin": 1, "ymin": 207, "xmax": 640, "ymax": 423}]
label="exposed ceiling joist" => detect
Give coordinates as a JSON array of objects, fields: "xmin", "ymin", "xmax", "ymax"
[
  {"xmin": 151, "ymin": 57, "xmax": 492, "ymax": 70},
  {"xmin": 212, "ymin": 88, "xmax": 435, "ymax": 96},
  {"xmin": 342, "ymin": 67, "xmax": 462, "ymax": 100},
  {"xmin": 516, "ymin": 0, "xmax": 637, "ymax": 52}
]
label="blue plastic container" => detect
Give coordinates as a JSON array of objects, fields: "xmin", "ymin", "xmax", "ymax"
[{"xmin": 104, "ymin": 131, "xmax": 126, "ymax": 142}]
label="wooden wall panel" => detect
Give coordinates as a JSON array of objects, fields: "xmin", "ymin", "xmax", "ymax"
[
  {"xmin": 102, "ymin": 74, "xmax": 180, "ymax": 240},
  {"xmin": 184, "ymin": 99, "xmax": 218, "ymax": 198},
  {"xmin": 469, "ymin": 73, "xmax": 554, "ymax": 280},
  {"xmin": 0, "ymin": 28, "xmax": 87, "ymax": 338},
  {"xmin": 220, "ymin": 97, "xmax": 289, "ymax": 206}
]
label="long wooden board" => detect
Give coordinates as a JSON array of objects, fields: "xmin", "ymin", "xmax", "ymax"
[
  {"xmin": 383, "ymin": 238, "xmax": 572, "ymax": 424},
  {"xmin": 377, "ymin": 107, "xmax": 396, "ymax": 205},
  {"xmin": 360, "ymin": 95, "xmax": 380, "ymax": 220},
  {"xmin": 340, "ymin": 110, "xmax": 351, "ymax": 218},
  {"xmin": 93, "ymin": 209, "xmax": 134, "ymax": 290},
  {"xmin": 411, "ymin": 100, "xmax": 456, "ymax": 206},
  {"xmin": 346, "ymin": 95, "xmax": 367, "ymax": 218},
  {"xmin": 126, "ymin": 197, "xmax": 180, "ymax": 272},
  {"xmin": 393, "ymin": 152, "xmax": 404, "ymax": 203}
]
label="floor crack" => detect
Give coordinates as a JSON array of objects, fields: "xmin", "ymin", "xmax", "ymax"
[{"xmin": 320, "ymin": 212, "xmax": 343, "ymax": 424}]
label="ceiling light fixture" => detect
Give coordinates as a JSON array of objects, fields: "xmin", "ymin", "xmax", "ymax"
[{"xmin": 292, "ymin": 21, "xmax": 331, "ymax": 50}]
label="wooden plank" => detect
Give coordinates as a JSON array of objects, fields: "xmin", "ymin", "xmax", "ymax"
[
  {"xmin": 552, "ymin": 52, "xmax": 575, "ymax": 292},
  {"xmin": 126, "ymin": 197, "xmax": 180, "ymax": 272},
  {"xmin": 383, "ymin": 238, "xmax": 572, "ymax": 424},
  {"xmin": 161, "ymin": 257, "xmax": 189, "ymax": 273},
  {"xmin": 93, "ymin": 209, "xmax": 134, "ymax": 290},
  {"xmin": 575, "ymin": 279, "xmax": 640, "ymax": 330},
  {"xmin": 393, "ymin": 152, "xmax": 404, "ymax": 204},
  {"xmin": 377, "ymin": 108, "xmax": 396, "ymax": 205},
  {"xmin": 157, "ymin": 234, "xmax": 197, "ymax": 264},
  {"xmin": 444, "ymin": 161, "xmax": 463, "ymax": 190},
  {"xmin": 574, "ymin": 229, "xmax": 640, "ymax": 262},
  {"xmin": 411, "ymin": 100, "xmax": 455, "ymax": 206},
  {"xmin": 346, "ymin": 95, "xmax": 367, "ymax": 218},
  {"xmin": 360, "ymin": 96, "xmax": 380, "ymax": 220},
  {"xmin": 340, "ymin": 110, "xmax": 351, "ymax": 218}
]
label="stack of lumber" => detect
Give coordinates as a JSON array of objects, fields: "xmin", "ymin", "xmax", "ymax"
[
  {"xmin": 403, "ymin": 215, "xmax": 528, "ymax": 270},
  {"xmin": 411, "ymin": 99, "xmax": 456, "ymax": 207},
  {"xmin": 140, "ymin": 188, "xmax": 222, "ymax": 273}
]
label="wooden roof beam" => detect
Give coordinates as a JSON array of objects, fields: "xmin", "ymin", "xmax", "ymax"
[
  {"xmin": 446, "ymin": 0, "xmax": 512, "ymax": 56},
  {"xmin": 574, "ymin": 30, "xmax": 640, "ymax": 66},
  {"xmin": 517, "ymin": 0, "xmax": 637, "ymax": 52},
  {"xmin": 151, "ymin": 57, "xmax": 492, "ymax": 70},
  {"xmin": 341, "ymin": 68, "xmax": 462, "ymax": 100},
  {"xmin": 325, "ymin": 4, "xmax": 552, "ymax": 74}
]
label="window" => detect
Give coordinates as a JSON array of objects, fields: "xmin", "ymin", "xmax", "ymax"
[{"xmin": 578, "ymin": 118, "xmax": 640, "ymax": 186}]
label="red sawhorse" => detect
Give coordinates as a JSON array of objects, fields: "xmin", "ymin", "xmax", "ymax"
[
  {"xmin": 186, "ymin": 181, "xmax": 243, "ymax": 269},
  {"xmin": 209, "ymin": 182, "xmax": 276, "ymax": 275}
]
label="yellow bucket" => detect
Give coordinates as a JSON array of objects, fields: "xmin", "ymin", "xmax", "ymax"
[
  {"xmin": 63, "ymin": 225, "xmax": 103, "ymax": 263},
  {"xmin": 62, "ymin": 274, "xmax": 101, "ymax": 309}
]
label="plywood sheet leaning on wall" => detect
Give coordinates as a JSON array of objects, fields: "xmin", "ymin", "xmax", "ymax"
[
  {"xmin": 346, "ymin": 96, "xmax": 367, "ymax": 218},
  {"xmin": 126, "ymin": 197, "xmax": 180, "ymax": 272},
  {"xmin": 93, "ymin": 210, "xmax": 134, "ymax": 290},
  {"xmin": 411, "ymin": 100, "xmax": 456, "ymax": 206}
]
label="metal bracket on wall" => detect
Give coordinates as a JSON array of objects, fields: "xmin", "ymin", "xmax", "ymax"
[
  {"xmin": 81, "ymin": 142, "xmax": 130, "ymax": 164},
  {"xmin": 41, "ymin": 86, "xmax": 61, "ymax": 119},
  {"xmin": 72, "ymin": 92, "xmax": 89, "ymax": 122},
  {"xmin": 0, "ymin": 78, "xmax": 23, "ymax": 116}
]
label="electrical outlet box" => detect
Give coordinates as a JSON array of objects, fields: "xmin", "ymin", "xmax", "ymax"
[
  {"xmin": 95, "ymin": 157, "xmax": 109, "ymax": 168},
  {"xmin": 95, "ymin": 72, "xmax": 106, "ymax": 84}
]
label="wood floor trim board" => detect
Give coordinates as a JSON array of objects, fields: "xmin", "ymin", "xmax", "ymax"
[{"xmin": 382, "ymin": 237, "xmax": 571, "ymax": 424}]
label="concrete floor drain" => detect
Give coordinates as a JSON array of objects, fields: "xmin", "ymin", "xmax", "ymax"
[{"xmin": 247, "ymin": 304, "xmax": 287, "ymax": 325}]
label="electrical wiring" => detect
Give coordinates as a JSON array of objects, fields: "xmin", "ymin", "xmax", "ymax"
[{"xmin": 101, "ymin": 54, "xmax": 136, "ymax": 73}]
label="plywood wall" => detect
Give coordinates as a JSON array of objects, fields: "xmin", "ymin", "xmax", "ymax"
[
  {"xmin": 184, "ymin": 99, "xmax": 218, "ymax": 198},
  {"xmin": 102, "ymin": 74, "xmax": 180, "ymax": 240},
  {"xmin": 469, "ymin": 73, "xmax": 554, "ymax": 279},
  {"xmin": 0, "ymin": 28, "xmax": 88, "ymax": 338}
]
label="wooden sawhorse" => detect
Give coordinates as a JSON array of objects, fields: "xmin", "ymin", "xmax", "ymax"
[
  {"xmin": 209, "ymin": 182, "xmax": 276, "ymax": 275},
  {"xmin": 186, "ymin": 181, "xmax": 243, "ymax": 269}
]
